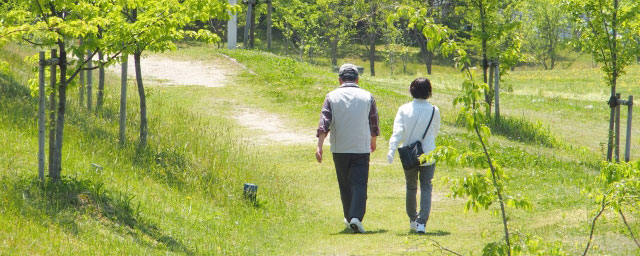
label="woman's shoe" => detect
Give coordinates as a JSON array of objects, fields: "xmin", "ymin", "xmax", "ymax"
[
  {"xmin": 410, "ymin": 220, "xmax": 418, "ymax": 231},
  {"xmin": 416, "ymin": 223, "xmax": 426, "ymax": 233}
]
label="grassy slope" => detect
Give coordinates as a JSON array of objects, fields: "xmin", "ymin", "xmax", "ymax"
[
  {"xmin": 1, "ymin": 40, "xmax": 639, "ymax": 255},
  {"xmin": 0, "ymin": 44, "xmax": 301, "ymax": 255}
]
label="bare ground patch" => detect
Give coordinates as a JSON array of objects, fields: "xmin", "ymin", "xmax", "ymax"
[
  {"xmin": 110, "ymin": 55, "xmax": 236, "ymax": 87},
  {"xmin": 233, "ymin": 107, "xmax": 315, "ymax": 145},
  {"xmin": 111, "ymin": 53, "xmax": 313, "ymax": 145}
]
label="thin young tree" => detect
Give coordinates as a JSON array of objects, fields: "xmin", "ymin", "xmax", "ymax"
[
  {"xmin": 119, "ymin": 0, "xmax": 228, "ymax": 147},
  {"xmin": 355, "ymin": 0, "xmax": 393, "ymax": 77},
  {"xmin": 458, "ymin": 0, "xmax": 521, "ymax": 115},
  {"xmin": 566, "ymin": 0, "xmax": 640, "ymax": 162},
  {"xmin": 522, "ymin": 0, "xmax": 568, "ymax": 70}
]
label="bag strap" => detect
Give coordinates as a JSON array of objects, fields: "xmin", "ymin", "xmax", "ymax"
[{"xmin": 420, "ymin": 106, "xmax": 436, "ymax": 140}]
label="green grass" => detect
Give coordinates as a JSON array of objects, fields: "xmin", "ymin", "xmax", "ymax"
[
  {"xmin": 168, "ymin": 44, "xmax": 638, "ymax": 255},
  {"xmin": 0, "ymin": 43, "xmax": 302, "ymax": 255},
  {"xmin": 2, "ymin": 40, "xmax": 639, "ymax": 255}
]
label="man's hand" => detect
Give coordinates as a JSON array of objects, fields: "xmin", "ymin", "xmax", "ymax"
[
  {"xmin": 370, "ymin": 137, "xmax": 377, "ymax": 153},
  {"xmin": 316, "ymin": 147, "xmax": 323, "ymax": 163},
  {"xmin": 317, "ymin": 133, "xmax": 327, "ymax": 163}
]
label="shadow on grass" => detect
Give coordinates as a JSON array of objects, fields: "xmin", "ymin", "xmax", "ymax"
[
  {"xmin": 331, "ymin": 228, "xmax": 389, "ymax": 235},
  {"xmin": 456, "ymin": 114, "xmax": 559, "ymax": 148},
  {"xmin": 132, "ymin": 145, "xmax": 191, "ymax": 189},
  {"xmin": 0, "ymin": 71, "xmax": 36, "ymax": 129},
  {"xmin": 399, "ymin": 230, "xmax": 451, "ymax": 237},
  {"xmin": 486, "ymin": 116, "xmax": 559, "ymax": 148},
  {"xmin": 2, "ymin": 176, "xmax": 193, "ymax": 255}
]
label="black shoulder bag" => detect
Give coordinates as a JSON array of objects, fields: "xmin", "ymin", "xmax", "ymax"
[{"xmin": 397, "ymin": 106, "xmax": 435, "ymax": 170}]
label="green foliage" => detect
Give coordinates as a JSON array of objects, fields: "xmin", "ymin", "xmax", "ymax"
[
  {"xmin": 521, "ymin": 0, "xmax": 569, "ymax": 70},
  {"xmin": 388, "ymin": 5, "xmax": 454, "ymax": 54},
  {"xmin": 511, "ymin": 232, "xmax": 567, "ymax": 256},
  {"xmin": 588, "ymin": 161, "xmax": 640, "ymax": 211},
  {"xmin": 455, "ymin": 0, "xmax": 523, "ymax": 67},
  {"xmin": 483, "ymin": 241, "xmax": 510, "ymax": 256},
  {"xmin": 566, "ymin": 0, "xmax": 640, "ymax": 87}
]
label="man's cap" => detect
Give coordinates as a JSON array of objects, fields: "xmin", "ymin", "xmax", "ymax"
[{"xmin": 338, "ymin": 63, "xmax": 359, "ymax": 77}]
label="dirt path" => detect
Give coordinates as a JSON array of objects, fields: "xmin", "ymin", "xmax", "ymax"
[
  {"xmin": 110, "ymin": 54, "xmax": 314, "ymax": 145},
  {"xmin": 111, "ymin": 55, "xmax": 233, "ymax": 87},
  {"xmin": 234, "ymin": 107, "xmax": 316, "ymax": 145}
]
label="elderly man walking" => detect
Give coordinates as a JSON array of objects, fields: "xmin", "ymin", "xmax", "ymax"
[{"xmin": 316, "ymin": 63, "xmax": 380, "ymax": 233}]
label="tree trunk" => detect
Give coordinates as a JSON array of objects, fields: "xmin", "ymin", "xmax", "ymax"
[
  {"xmin": 48, "ymin": 49, "xmax": 57, "ymax": 175},
  {"xmin": 416, "ymin": 33, "xmax": 433, "ymax": 75},
  {"xmin": 549, "ymin": 44, "xmax": 556, "ymax": 70},
  {"xmin": 389, "ymin": 49, "xmax": 394, "ymax": 76},
  {"xmin": 87, "ymin": 50, "xmax": 93, "ymax": 110},
  {"xmin": 134, "ymin": 52, "xmax": 148, "ymax": 147},
  {"xmin": 243, "ymin": 2, "xmax": 251, "ymax": 48},
  {"xmin": 38, "ymin": 52, "xmax": 45, "ymax": 182},
  {"xmin": 488, "ymin": 62, "xmax": 494, "ymax": 92},
  {"xmin": 474, "ymin": 125, "xmax": 511, "ymax": 256},
  {"xmin": 425, "ymin": 50, "xmax": 433, "ymax": 75},
  {"xmin": 97, "ymin": 51, "xmax": 105, "ymax": 110},
  {"xmin": 607, "ymin": 0, "xmax": 619, "ymax": 161},
  {"xmin": 369, "ymin": 3, "xmax": 377, "ymax": 77},
  {"xmin": 479, "ymin": 2, "xmax": 492, "ymax": 114},
  {"xmin": 267, "ymin": 0, "xmax": 272, "ymax": 49},
  {"xmin": 403, "ymin": 54, "xmax": 408, "ymax": 74},
  {"xmin": 369, "ymin": 36, "xmax": 375, "ymax": 76},
  {"xmin": 299, "ymin": 38, "xmax": 304, "ymax": 61},
  {"xmin": 78, "ymin": 42, "xmax": 84, "ymax": 106},
  {"xmin": 329, "ymin": 37, "xmax": 338, "ymax": 68},
  {"xmin": 119, "ymin": 55, "xmax": 128, "ymax": 144},
  {"xmin": 51, "ymin": 42, "xmax": 68, "ymax": 181},
  {"xmin": 482, "ymin": 43, "xmax": 488, "ymax": 83},
  {"xmin": 495, "ymin": 61, "xmax": 500, "ymax": 121},
  {"xmin": 249, "ymin": 0, "xmax": 256, "ymax": 48}
]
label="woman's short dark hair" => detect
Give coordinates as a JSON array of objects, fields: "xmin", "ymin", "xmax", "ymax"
[{"xmin": 409, "ymin": 77, "xmax": 432, "ymax": 99}]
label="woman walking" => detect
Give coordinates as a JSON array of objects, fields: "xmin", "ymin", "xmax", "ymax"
[{"xmin": 387, "ymin": 77, "xmax": 441, "ymax": 233}]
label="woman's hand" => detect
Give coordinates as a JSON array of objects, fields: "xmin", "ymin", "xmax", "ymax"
[{"xmin": 387, "ymin": 150, "xmax": 394, "ymax": 163}]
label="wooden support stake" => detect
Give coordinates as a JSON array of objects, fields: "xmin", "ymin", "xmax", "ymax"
[
  {"xmin": 48, "ymin": 49, "xmax": 57, "ymax": 175},
  {"xmin": 615, "ymin": 93, "xmax": 621, "ymax": 162},
  {"xmin": 625, "ymin": 95, "xmax": 633, "ymax": 162},
  {"xmin": 37, "ymin": 51, "xmax": 45, "ymax": 182},
  {"xmin": 119, "ymin": 55, "xmax": 128, "ymax": 144}
]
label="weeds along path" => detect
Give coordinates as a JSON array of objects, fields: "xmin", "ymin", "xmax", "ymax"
[{"xmin": 110, "ymin": 54, "xmax": 315, "ymax": 145}]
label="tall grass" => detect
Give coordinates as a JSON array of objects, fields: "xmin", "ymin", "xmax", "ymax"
[
  {"xmin": 486, "ymin": 116, "xmax": 560, "ymax": 148},
  {"xmin": 0, "ymin": 44, "xmax": 300, "ymax": 254}
]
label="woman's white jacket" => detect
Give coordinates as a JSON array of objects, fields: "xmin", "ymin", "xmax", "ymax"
[{"xmin": 387, "ymin": 99, "xmax": 441, "ymax": 165}]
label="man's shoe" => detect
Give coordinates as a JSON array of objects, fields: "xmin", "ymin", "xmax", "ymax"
[
  {"xmin": 344, "ymin": 218, "xmax": 350, "ymax": 229},
  {"xmin": 416, "ymin": 223, "xmax": 426, "ymax": 234},
  {"xmin": 349, "ymin": 218, "xmax": 365, "ymax": 233},
  {"xmin": 410, "ymin": 220, "xmax": 418, "ymax": 231}
]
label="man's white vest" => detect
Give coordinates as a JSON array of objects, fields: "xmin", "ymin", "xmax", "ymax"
[{"xmin": 328, "ymin": 83, "xmax": 373, "ymax": 153}]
